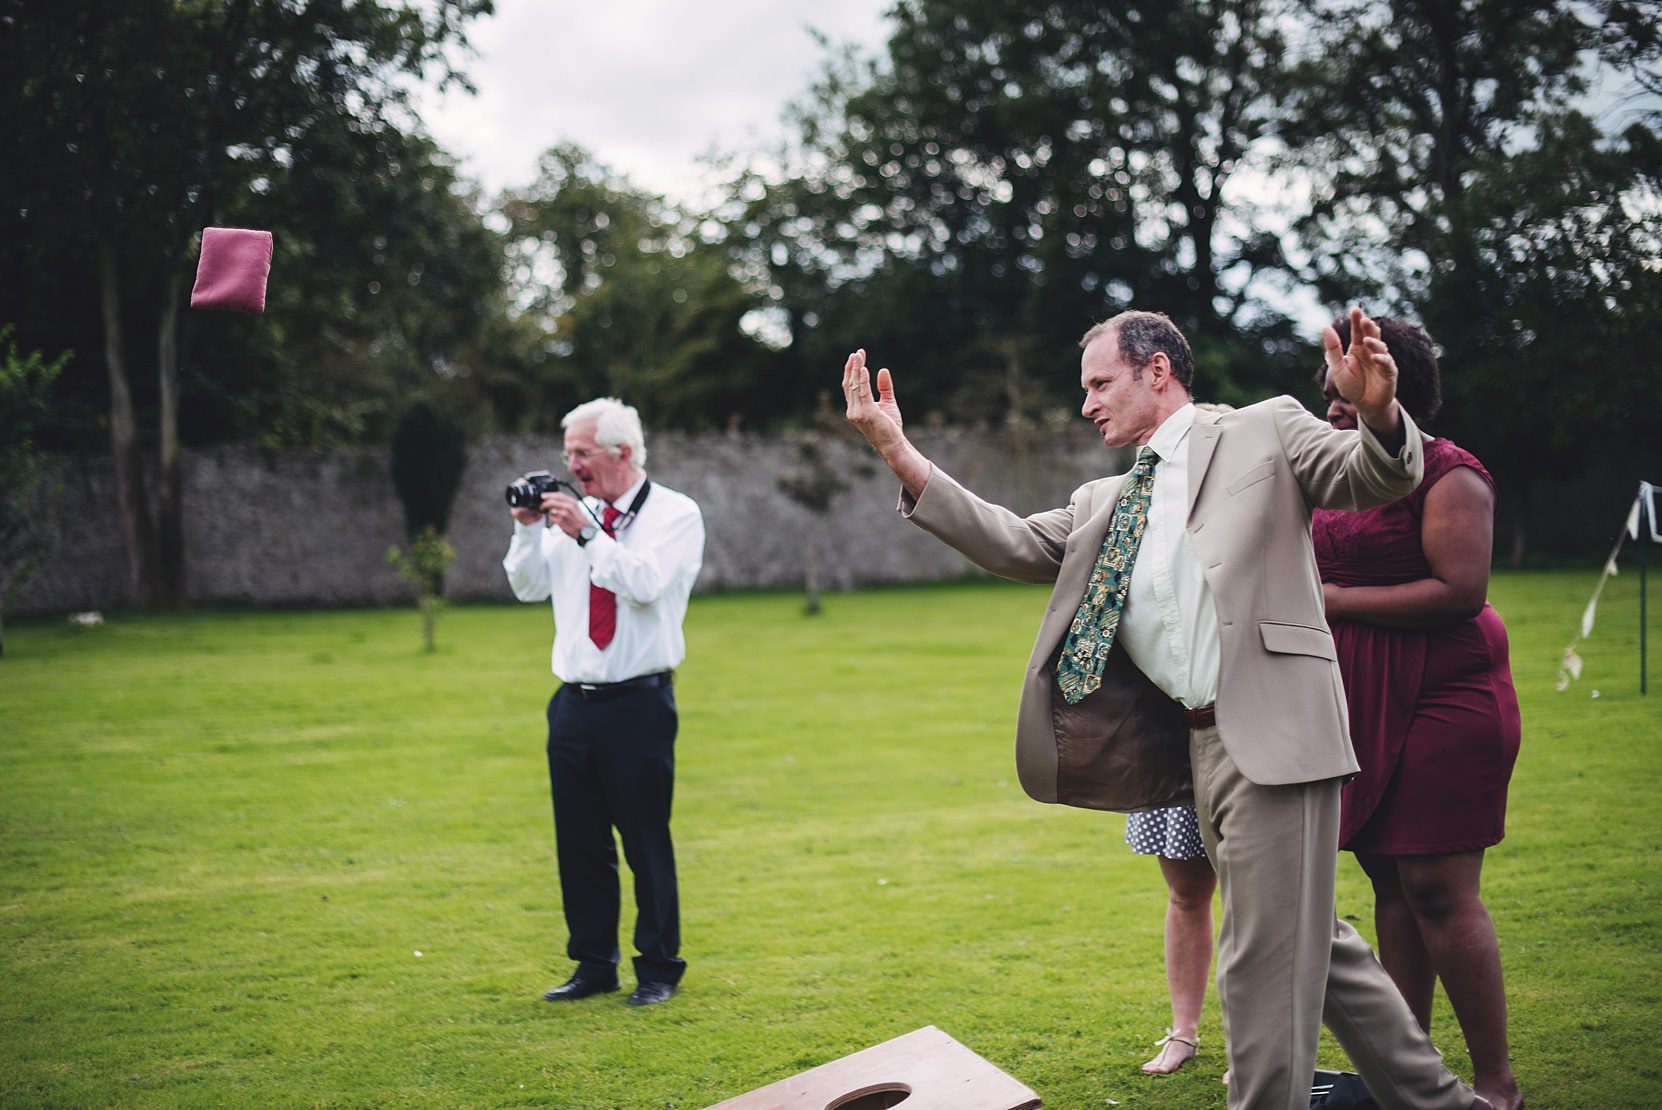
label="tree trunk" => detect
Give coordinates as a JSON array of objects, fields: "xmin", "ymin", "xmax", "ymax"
[
  {"xmin": 996, "ymin": 336, "xmax": 1037, "ymax": 504},
  {"xmin": 1508, "ymin": 484, "xmax": 1530, "ymax": 568},
  {"xmin": 156, "ymin": 260, "xmax": 187, "ymax": 607},
  {"xmin": 100, "ymin": 239, "xmax": 161, "ymax": 608},
  {"xmin": 803, "ymin": 545, "xmax": 822, "ymax": 616}
]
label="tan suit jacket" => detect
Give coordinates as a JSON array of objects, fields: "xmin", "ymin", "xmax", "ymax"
[{"xmin": 902, "ymin": 396, "xmax": 1424, "ymax": 812}]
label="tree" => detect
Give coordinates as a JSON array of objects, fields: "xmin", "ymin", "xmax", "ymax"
[
  {"xmin": 1430, "ymin": 114, "xmax": 1662, "ymax": 556},
  {"xmin": 774, "ymin": 395, "xmax": 873, "ymax": 614},
  {"xmin": 386, "ymin": 528, "xmax": 457, "ymax": 653},
  {"xmin": 0, "ymin": 327, "xmax": 68, "ymax": 657},
  {"xmin": 0, "ymin": 0, "xmax": 491, "ymax": 606},
  {"xmin": 775, "ymin": 438, "xmax": 840, "ymax": 615},
  {"xmin": 497, "ymin": 145, "xmax": 775, "ymax": 432},
  {"xmin": 1279, "ymin": 0, "xmax": 1662, "ymax": 559},
  {"xmin": 732, "ymin": 0, "xmax": 1307, "ymax": 427},
  {"xmin": 1280, "ymin": 0, "xmax": 1597, "ymax": 300},
  {"xmin": 391, "ymin": 397, "xmax": 469, "ymax": 540},
  {"xmin": 189, "ymin": 130, "xmax": 506, "ymax": 449}
]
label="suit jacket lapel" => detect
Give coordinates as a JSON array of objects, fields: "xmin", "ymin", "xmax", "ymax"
[{"xmin": 1187, "ymin": 413, "xmax": 1222, "ymax": 518}]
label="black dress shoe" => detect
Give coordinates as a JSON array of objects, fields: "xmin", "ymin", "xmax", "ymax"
[
  {"xmin": 542, "ymin": 975, "xmax": 618, "ymax": 1002},
  {"xmin": 626, "ymin": 981, "xmax": 677, "ymax": 1007}
]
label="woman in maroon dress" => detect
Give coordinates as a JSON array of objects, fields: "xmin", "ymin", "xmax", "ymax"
[{"xmin": 1314, "ymin": 318, "xmax": 1523, "ymax": 1110}]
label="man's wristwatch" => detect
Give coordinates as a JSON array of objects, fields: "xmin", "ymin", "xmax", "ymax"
[{"xmin": 575, "ymin": 523, "xmax": 599, "ymax": 547}]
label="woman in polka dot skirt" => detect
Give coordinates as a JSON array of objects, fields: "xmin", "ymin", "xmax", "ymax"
[{"xmin": 1127, "ymin": 803, "xmax": 1216, "ymax": 1075}]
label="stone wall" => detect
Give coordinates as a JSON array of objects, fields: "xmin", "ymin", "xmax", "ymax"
[{"xmin": 13, "ymin": 423, "xmax": 1119, "ymax": 615}]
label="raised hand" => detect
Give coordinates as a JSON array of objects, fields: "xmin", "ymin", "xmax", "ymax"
[
  {"xmin": 840, "ymin": 347, "xmax": 931, "ymax": 498},
  {"xmin": 1323, "ymin": 306, "xmax": 1402, "ymax": 435},
  {"xmin": 842, "ymin": 348, "xmax": 905, "ymax": 449}
]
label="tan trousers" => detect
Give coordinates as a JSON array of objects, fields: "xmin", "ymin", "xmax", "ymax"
[{"xmin": 1188, "ymin": 723, "xmax": 1473, "ymax": 1110}]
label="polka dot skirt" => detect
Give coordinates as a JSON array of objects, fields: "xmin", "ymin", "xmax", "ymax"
[{"xmin": 1126, "ymin": 805, "xmax": 1207, "ymax": 860}]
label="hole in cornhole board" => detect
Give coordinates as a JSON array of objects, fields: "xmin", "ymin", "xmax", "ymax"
[
  {"xmin": 702, "ymin": 1025, "xmax": 1040, "ymax": 1109},
  {"xmin": 826, "ymin": 1083, "xmax": 912, "ymax": 1109}
]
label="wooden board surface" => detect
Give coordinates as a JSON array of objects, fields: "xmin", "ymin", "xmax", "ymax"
[{"xmin": 704, "ymin": 1025, "xmax": 1042, "ymax": 1110}]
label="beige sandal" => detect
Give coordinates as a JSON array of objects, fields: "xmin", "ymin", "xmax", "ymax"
[{"xmin": 1141, "ymin": 1028, "xmax": 1199, "ymax": 1075}]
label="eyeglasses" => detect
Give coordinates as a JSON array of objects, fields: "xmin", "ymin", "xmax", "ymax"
[{"xmin": 560, "ymin": 447, "xmax": 614, "ymax": 466}]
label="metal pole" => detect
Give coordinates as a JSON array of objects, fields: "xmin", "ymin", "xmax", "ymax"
[{"xmin": 1641, "ymin": 488, "xmax": 1649, "ymax": 696}]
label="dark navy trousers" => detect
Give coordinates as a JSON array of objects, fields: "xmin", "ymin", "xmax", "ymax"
[{"xmin": 546, "ymin": 681, "xmax": 684, "ymax": 987}]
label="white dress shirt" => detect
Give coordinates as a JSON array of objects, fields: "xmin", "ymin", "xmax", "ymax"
[
  {"xmin": 1115, "ymin": 404, "xmax": 1221, "ymax": 709},
  {"xmin": 503, "ymin": 473, "xmax": 705, "ymax": 684}
]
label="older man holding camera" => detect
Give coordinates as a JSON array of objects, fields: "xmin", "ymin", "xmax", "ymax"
[{"xmin": 504, "ymin": 397, "xmax": 705, "ymax": 1007}]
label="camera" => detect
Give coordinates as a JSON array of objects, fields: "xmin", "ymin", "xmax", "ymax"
[{"xmin": 505, "ymin": 470, "xmax": 576, "ymax": 509}]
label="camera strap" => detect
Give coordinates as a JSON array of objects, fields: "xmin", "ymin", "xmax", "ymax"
[{"xmin": 596, "ymin": 477, "xmax": 652, "ymax": 536}]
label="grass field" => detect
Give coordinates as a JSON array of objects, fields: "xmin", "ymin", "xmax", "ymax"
[{"xmin": 2, "ymin": 570, "xmax": 1659, "ymax": 1108}]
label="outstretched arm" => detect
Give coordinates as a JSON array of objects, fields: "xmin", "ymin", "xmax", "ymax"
[
  {"xmin": 842, "ymin": 348, "xmax": 932, "ymax": 500},
  {"xmin": 1324, "ymin": 306, "xmax": 1405, "ymax": 454}
]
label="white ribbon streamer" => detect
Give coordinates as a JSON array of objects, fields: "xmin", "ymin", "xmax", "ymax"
[{"xmin": 1558, "ymin": 481, "xmax": 1658, "ymax": 690}]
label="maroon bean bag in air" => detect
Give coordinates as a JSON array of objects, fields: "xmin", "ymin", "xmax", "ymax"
[{"xmin": 190, "ymin": 227, "xmax": 273, "ymax": 313}]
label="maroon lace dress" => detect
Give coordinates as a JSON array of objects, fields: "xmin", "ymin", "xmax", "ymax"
[{"xmin": 1313, "ymin": 437, "xmax": 1522, "ymax": 854}]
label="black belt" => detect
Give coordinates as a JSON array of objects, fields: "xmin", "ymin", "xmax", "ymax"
[
  {"xmin": 568, "ymin": 672, "xmax": 672, "ymax": 702},
  {"xmin": 1184, "ymin": 703, "xmax": 1216, "ymax": 729}
]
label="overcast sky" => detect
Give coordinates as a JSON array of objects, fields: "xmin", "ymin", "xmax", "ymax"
[{"xmin": 415, "ymin": 0, "xmax": 895, "ymax": 202}]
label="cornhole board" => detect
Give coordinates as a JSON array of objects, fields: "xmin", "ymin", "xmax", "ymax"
[{"xmin": 703, "ymin": 1025, "xmax": 1041, "ymax": 1110}]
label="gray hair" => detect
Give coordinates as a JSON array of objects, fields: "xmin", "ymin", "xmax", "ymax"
[
  {"xmin": 562, "ymin": 397, "xmax": 648, "ymax": 468},
  {"xmin": 1079, "ymin": 310, "xmax": 1196, "ymax": 389}
]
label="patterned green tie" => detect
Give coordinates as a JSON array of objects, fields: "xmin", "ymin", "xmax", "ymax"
[{"xmin": 1056, "ymin": 446, "xmax": 1160, "ymax": 705}]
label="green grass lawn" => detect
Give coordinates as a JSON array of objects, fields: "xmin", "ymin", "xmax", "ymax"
[{"xmin": 2, "ymin": 571, "xmax": 1659, "ymax": 1108}]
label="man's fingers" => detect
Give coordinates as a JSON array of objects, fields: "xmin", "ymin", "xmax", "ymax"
[
  {"xmin": 843, "ymin": 349, "xmax": 872, "ymax": 396},
  {"xmin": 542, "ymin": 492, "xmax": 578, "ymax": 518},
  {"xmin": 1321, "ymin": 324, "xmax": 1345, "ymax": 373},
  {"xmin": 842, "ymin": 349, "xmax": 863, "ymax": 380},
  {"xmin": 1365, "ymin": 344, "xmax": 1397, "ymax": 375},
  {"xmin": 876, "ymin": 367, "xmax": 895, "ymax": 403}
]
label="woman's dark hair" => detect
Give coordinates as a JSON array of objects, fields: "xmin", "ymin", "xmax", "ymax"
[{"xmin": 1318, "ymin": 315, "xmax": 1442, "ymax": 422}]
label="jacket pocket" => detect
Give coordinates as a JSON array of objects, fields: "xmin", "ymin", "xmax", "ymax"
[
  {"xmin": 1259, "ymin": 620, "xmax": 1337, "ymax": 660},
  {"xmin": 1226, "ymin": 459, "xmax": 1275, "ymax": 496}
]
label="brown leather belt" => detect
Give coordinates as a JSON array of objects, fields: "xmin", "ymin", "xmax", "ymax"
[{"xmin": 1184, "ymin": 703, "xmax": 1216, "ymax": 729}]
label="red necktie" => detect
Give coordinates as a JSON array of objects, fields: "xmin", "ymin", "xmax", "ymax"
[{"xmin": 587, "ymin": 505, "xmax": 623, "ymax": 649}]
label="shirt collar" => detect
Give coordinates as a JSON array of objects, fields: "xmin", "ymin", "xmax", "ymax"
[
  {"xmin": 1146, "ymin": 403, "xmax": 1196, "ymax": 464},
  {"xmin": 593, "ymin": 472, "xmax": 647, "ymax": 513}
]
